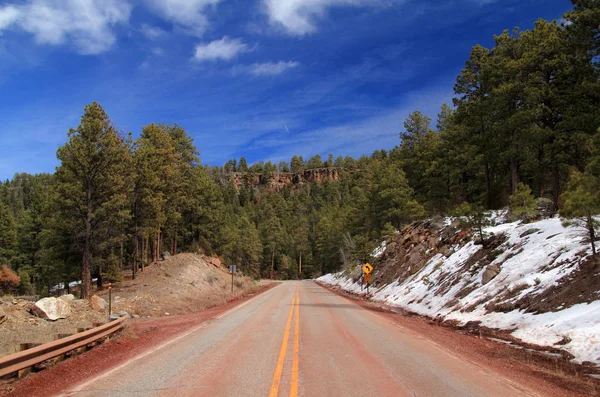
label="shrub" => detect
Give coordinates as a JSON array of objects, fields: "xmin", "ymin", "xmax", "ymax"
[
  {"xmin": 17, "ymin": 269, "xmax": 35, "ymax": 295},
  {"xmin": 509, "ymin": 183, "xmax": 537, "ymax": 222},
  {"xmin": 0, "ymin": 265, "xmax": 20, "ymax": 294}
]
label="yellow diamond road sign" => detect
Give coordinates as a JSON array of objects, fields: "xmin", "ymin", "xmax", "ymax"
[{"xmin": 362, "ymin": 263, "xmax": 373, "ymax": 274}]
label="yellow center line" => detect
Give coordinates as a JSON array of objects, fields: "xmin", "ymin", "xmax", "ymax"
[
  {"xmin": 269, "ymin": 292, "xmax": 297, "ymax": 397},
  {"xmin": 290, "ymin": 290, "xmax": 300, "ymax": 397}
]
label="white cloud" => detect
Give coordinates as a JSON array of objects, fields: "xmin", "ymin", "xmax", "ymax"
[
  {"xmin": 144, "ymin": 0, "xmax": 221, "ymax": 36},
  {"xmin": 0, "ymin": 6, "xmax": 19, "ymax": 31},
  {"xmin": 140, "ymin": 23, "xmax": 165, "ymax": 39},
  {"xmin": 0, "ymin": 0, "xmax": 131, "ymax": 54},
  {"xmin": 248, "ymin": 61, "xmax": 299, "ymax": 75},
  {"xmin": 264, "ymin": 0, "xmax": 388, "ymax": 35},
  {"xmin": 193, "ymin": 37, "xmax": 250, "ymax": 62}
]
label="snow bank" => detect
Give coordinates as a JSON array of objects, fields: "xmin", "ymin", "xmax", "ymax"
[{"xmin": 319, "ymin": 216, "xmax": 600, "ymax": 365}]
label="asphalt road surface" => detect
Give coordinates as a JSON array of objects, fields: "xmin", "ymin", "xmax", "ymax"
[{"xmin": 61, "ymin": 281, "xmax": 538, "ymax": 397}]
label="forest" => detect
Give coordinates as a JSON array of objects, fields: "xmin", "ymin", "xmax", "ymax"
[{"xmin": 0, "ymin": 1, "xmax": 598, "ymax": 298}]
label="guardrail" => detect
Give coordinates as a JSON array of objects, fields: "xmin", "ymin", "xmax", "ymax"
[{"xmin": 0, "ymin": 317, "xmax": 126, "ymax": 378}]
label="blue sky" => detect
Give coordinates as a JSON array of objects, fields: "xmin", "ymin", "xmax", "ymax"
[{"xmin": 0, "ymin": 0, "xmax": 571, "ymax": 180}]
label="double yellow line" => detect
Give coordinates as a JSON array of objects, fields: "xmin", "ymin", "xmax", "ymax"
[{"xmin": 269, "ymin": 289, "xmax": 300, "ymax": 397}]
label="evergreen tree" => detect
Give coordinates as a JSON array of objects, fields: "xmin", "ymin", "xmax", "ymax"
[
  {"xmin": 0, "ymin": 201, "xmax": 17, "ymax": 264},
  {"xmin": 55, "ymin": 102, "xmax": 130, "ymax": 299},
  {"xmin": 508, "ymin": 183, "xmax": 538, "ymax": 221},
  {"xmin": 560, "ymin": 170, "xmax": 600, "ymax": 255}
]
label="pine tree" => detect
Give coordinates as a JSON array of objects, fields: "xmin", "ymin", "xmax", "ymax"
[
  {"xmin": 455, "ymin": 202, "xmax": 491, "ymax": 247},
  {"xmin": 509, "ymin": 183, "xmax": 538, "ymax": 221},
  {"xmin": 0, "ymin": 201, "xmax": 17, "ymax": 264},
  {"xmin": 560, "ymin": 169, "xmax": 600, "ymax": 256},
  {"xmin": 56, "ymin": 102, "xmax": 130, "ymax": 299}
]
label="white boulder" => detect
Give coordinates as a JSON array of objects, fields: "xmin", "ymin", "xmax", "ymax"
[{"xmin": 32, "ymin": 297, "xmax": 71, "ymax": 321}]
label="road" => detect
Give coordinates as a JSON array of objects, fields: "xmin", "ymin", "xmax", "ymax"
[{"xmin": 61, "ymin": 281, "xmax": 538, "ymax": 397}]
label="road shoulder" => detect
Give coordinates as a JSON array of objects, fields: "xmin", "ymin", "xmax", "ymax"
[
  {"xmin": 1, "ymin": 282, "xmax": 280, "ymax": 397},
  {"xmin": 315, "ymin": 281, "xmax": 600, "ymax": 397}
]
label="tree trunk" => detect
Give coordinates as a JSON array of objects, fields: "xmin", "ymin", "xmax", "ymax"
[
  {"xmin": 484, "ymin": 162, "xmax": 492, "ymax": 208},
  {"xmin": 479, "ymin": 224, "xmax": 486, "ymax": 248},
  {"xmin": 299, "ymin": 250, "xmax": 302, "ymax": 276},
  {"xmin": 588, "ymin": 213, "xmax": 596, "ymax": 256},
  {"xmin": 158, "ymin": 230, "xmax": 162, "ymax": 261},
  {"xmin": 552, "ymin": 154, "xmax": 560, "ymax": 211},
  {"xmin": 510, "ymin": 158, "xmax": 519, "ymax": 196},
  {"xmin": 81, "ymin": 219, "xmax": 92, "ymax": 300},
  {"xmin": 270, "ymin": 246, "xmax": 275, "ymax": 280},
  {"xmin": 535, "ymin": 146, "xmax": 545, "ymax": 197},
  {"xmin": 152, "ymin": 233, "xmax": 158, "ymax": 265},
  {"xmin": 132, "ymin": 234, "xmax": 138, "ymax": 280},
  {"xmin": 141, "ymin": 234, "xmax": 146, "ymax": 265},
  {"xmin": 119, "ymin": 239, "xmax": 124, "ymax": 270}
]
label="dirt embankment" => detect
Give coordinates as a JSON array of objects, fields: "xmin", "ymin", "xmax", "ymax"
[
  {"xmin": 0, "ymin": 253, "xmax": 259, "ymax": 358},
  {"xmin": 97, "ymin": 253, "xmax": 260, "ymax": 318}
]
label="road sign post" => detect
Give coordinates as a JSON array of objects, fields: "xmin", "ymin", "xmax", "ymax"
[
  {"xmin": 107, "ymin": 283, "xmax": 112, "ymax": 318},
  {"xmin": 363, "ymin": 273, "xmax": 372, "ymax": 294},
  {"xmin": 229, "ymin": 265, "xmax": 237, "ymax": 293},
  {"xmin": 361, "ymin": 264, "xmax": 373, "ymax": 294}
]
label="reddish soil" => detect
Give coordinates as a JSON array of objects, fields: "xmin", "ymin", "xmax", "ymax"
[
  {"xmin": 1, "ymin": 283, "xmax": 278, "ymax": 397},
  {"xmin": 317, "ymin": 282, "xmax": 600, "ymax": 397}
]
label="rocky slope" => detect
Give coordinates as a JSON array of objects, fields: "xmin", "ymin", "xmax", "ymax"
[
  {"xmin": 319, "ymin": 214, "xmax": 600, "ymax": 366},
  {"xmin": 97, "ymin": 253, "xmax": 259, "ymax": 317}
]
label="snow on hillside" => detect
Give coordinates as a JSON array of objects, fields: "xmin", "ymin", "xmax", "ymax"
[{"xmin": 319, "ymin": 216, "xmax": 600, "ymax": 365}]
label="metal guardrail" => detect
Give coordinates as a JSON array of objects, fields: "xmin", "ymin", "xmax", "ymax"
[{"xmin": 0, "ymin": 317, "xmax": 126, "ymax": 378}]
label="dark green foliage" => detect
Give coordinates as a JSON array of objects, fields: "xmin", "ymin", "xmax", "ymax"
[
  {"xmin": 55, "ymin": 102, "xmax": 131, "ymax": 298},
  {"xmin": 0, "ymin": 201, "xmax": 17, "ymax": 264},
  {"xmin": 560, "ymin": 170, "xmax": 600, "ymax": 255},
  {"xmin": 455, "ymin": 202, "xmax": 491, "ymax": 247},
  {"xmin": 509, "ymin": 183, "xmax": 538, "ymax": 221}
]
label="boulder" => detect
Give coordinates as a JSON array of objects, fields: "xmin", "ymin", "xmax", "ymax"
[
  {"xmin": 90, "ymin": 295, "xmax": 107, "ymax": 312},
  {"xmin": 31, "ymin": 297, "xmax": 71, "ymax": 321},
  {"xmin": 482, "ymin": 264, "xmax": 501, "ymax": 285},
  {"xmin": 427, "ymin": 238, "xmax": 438, "ymax": 250},
  {"xmin": 204, "ymin": 256, "xmax": 219, "ymax": 268},
  {"xmin": 161, "ymin": 251, "xmax": 171, "ymax": 259},
  {"xmin": 59, "ymin": 294, "xmax": 76, "ymax": 302},
  {"xmin": 537, "ymin": 198, "xmax": 554, "ymax": 219},
  {"xmin": 118, "ymin": 310, "xmax": 131, "ymax": 319},
  {"xmin": 440, "ymin": 247, "xmax": 454, "ymax": 257},
  {"xmin": 408, "ymin": 250, "xmax": 421, "ymax": 265}
]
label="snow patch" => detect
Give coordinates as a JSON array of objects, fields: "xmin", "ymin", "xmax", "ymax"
[{"xmin": 319, "ymin": 217, "xmax": 600, "ymax": 365}]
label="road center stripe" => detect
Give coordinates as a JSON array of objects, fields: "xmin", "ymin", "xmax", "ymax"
[
  {"xmin": 290, "ymin": 290, "xmax": 300, "ymax": 397},
  {"xmin": 268, "ymin": 292, "xmax": 296, "ymax": 397}
]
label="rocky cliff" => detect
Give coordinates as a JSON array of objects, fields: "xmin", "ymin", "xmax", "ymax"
[{"xmin": 230, "ymin": 167, "xmax": 342, "ymax": 191}]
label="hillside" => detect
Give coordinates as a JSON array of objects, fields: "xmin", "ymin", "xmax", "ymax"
[
  {"xmin": 97, "ymin": 253, "xmax": 259, "ymax": 317},
  {"xmin": 319, "ymin": 214, "xmax": 600, "ymax": 366}
]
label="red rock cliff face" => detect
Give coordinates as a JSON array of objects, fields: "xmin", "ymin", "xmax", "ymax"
[{"xmin": 230, "ymin": 168, "xmax": 341, "ymax": 191}]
